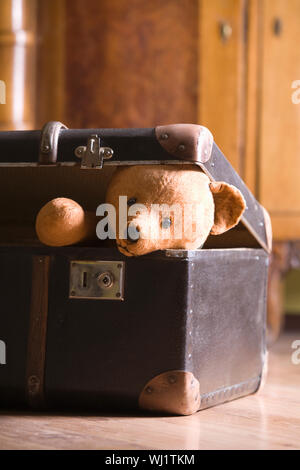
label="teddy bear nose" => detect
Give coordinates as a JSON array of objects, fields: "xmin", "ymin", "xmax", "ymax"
[{"xmin": 126, "ymin": 225, "xmax": 140, "ymax": 243}]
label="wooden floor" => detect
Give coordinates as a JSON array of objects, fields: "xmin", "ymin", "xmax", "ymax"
[{"xmin": 0, "ymin": 332, "xmax": 300, "ymax": 450}]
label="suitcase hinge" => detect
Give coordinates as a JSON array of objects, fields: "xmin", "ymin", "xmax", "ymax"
[{"xmin": 75, "ymin": 134, "xmax": 114, "ymax": 169}]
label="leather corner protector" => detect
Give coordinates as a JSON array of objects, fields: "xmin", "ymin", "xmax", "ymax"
[
  {"xmin": 138, "ymin": 370, "xmax": 200, "ymax": 416},
  {"xmin": 155, "ymin": 124, "xmax": 213, "ymax": 163}
]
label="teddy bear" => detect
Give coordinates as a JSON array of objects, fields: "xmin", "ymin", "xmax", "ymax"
[{"xmin": 35, "ymin": 163, "xmax": 246, "ymax": 256}]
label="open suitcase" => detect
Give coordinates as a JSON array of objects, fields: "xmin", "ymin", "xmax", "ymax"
[{"xmin": 0, "ymin": 122, "xmax": 271, "ymax": 415}]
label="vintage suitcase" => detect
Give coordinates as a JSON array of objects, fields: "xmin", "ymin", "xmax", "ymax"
[{"xmin": 0, "ymin": 122, "xmax": 271, "ymax": 415}]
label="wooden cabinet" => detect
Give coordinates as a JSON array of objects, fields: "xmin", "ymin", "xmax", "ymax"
[
  {"xmin": 198, "ymin": 0, "xmax": 300, "ymax": 242},
  {"xmin": 35, "ymin": 0, "xmax": 300, "ymax": 242}
]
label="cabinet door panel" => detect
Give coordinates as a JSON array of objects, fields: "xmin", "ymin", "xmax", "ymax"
[
  {"xmin": 198, "ymin": 0, "xmax": 247, "ymax": 173},
  {"xmin": 64, "ymin": 0, "xmax": 198, "ymax": 128},
  {"xmin": 259, "ymin": 0, "xmax": 300, "ymax": 238}
]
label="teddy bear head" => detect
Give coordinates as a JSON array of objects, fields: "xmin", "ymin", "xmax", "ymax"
[{"xmin": 105, "ymin": 164, "xmax": 246, "ymax": 257}]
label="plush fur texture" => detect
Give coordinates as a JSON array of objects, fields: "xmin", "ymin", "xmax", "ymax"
[
  {"xmin": 35, "ymin": 165, "xmax": 246, "ymax": 256},
  {"xmin": 35, "ymin": 198, "xmax": 95, "ymax": 247},
  {"xmin": 106, "ymin": 165, "xmax": 245, "ymax": 256}
]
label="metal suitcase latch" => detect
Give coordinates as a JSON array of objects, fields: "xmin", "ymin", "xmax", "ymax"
[{"xmin": 75, "ymin": 134, "xmax": 114, "ymax": 169}]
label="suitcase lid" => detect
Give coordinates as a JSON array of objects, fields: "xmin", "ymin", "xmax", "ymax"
[
  {"xmin": 155, "ymin": 124, "xmax": 271, "ymax": 253},
  {"xmin": 197, "ymin": 143, "xmax": 271, "ymax": 254},
  {"xmin": 0, "ymin": 121, "xmax": 271, "ymax": 253}
]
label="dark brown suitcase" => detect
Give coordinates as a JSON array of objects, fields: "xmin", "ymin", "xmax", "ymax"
[{"xmin": 0, "ymin": 122, "xmax": 271, "ymax": 415}]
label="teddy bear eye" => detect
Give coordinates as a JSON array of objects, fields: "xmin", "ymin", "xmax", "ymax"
[
  {"xmin": 127, "ymin": 198, "xmax": 137, "ymax": 206},
  {"xmin": 161, "ymin": 217, "xmax": 172, "ymax": 229}
]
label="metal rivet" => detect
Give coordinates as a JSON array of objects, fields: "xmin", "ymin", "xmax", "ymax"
[
  {"xmin": 168, "ymin": 375, "xmax": 177, "ymax": 384},
  {"xmin": 117, "ymin": 264, "xmax": 122, "ymax": 269},
  {"xmin": 188, "ymin": 353, "xmax": 192, "ymax": 359},
  {"xmin": 220, "ymin": 22, "xmax": 233, "ymax": 41},
  {"xmin": 116, "ymin": 292, "xmax": 121, "ymax": 298},
  {"xmin": 105, "ymin": 148, "xmax": 113, "ymax": 157},
  {"xmin": 189, "ymin": 309, "xmax": 193, "ymax": 314},
  {"xmin": 42, "ymin": 144, "xmax": 50, "ymax": 153},
  {"xmin": 28, "ymin": 375, "xmax": 40, "ymax": 396},
  {"xmin": 259, "ymin": 222, "xmax": 264, "ymax": 227},
  {"xmin": 75, "ymin": 146, "xmax": 85, "ymax": 158},
  {"xmin": 101, "ymin": 147, "xmax": 114, "ymax": 159},
  {"xmin": 70, "ymin": 290, "xmax": 75, "ymax": 296},
  {"xmin": 211, "ymin": 162, "xmax": 215, "ymax": 167},
  {"xmin": 160, "ymin": 133, "xmax": 169, "ymax": 140},
  {"xmin": 178, "ymin": 144, "xmax": 185, "ymax": 151},
  {"xmin": 146, "ymin": 386, "xmax": 153, "ymax": 394}
]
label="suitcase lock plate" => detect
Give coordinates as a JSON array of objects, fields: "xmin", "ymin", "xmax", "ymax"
[{"xmin": 69, "ymin": 261, "xmax": 125, "ymax": 300}]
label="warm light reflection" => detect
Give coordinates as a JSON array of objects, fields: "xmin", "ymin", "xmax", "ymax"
[
  {"xmin": 12, "ymin": 0, "xmax": 23, "ymax": 31},
  {"xmin": 12, "ymin": 0, "xmax": 25, "ymax": 126}
]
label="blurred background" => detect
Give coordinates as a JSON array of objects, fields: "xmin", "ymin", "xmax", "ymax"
[{"xmin": 0, "ymin": 0, "xmax": 300, "ymax": 341}]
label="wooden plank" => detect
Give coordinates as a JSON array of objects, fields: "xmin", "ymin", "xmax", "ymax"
[
  {"xmin": 26, "ymin": 255, "xmax": 50, "ymax": 408},
  {"xmin": 259, "ymin": 0, "xmax": 300, "ymax": 236},
  {"xmin": 198, "ymin": 0, "xmax": 247, "ymax": 174},
  {"xmin": 0, "ymin": 333, "xmax": 299, "ymax": 450}
]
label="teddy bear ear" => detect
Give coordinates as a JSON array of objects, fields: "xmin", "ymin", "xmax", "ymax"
[{"xmin": 209, "ymin": 181, "xmax": 246, "ymax": 235}]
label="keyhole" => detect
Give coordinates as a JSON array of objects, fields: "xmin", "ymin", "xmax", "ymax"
[
  {"xmin": 82, "ymin": 271, "xmax": 88, "ymax": 288},
  {"xmin": 97, "ymin": 272, "xmax": 114, "ymax": 289}
]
